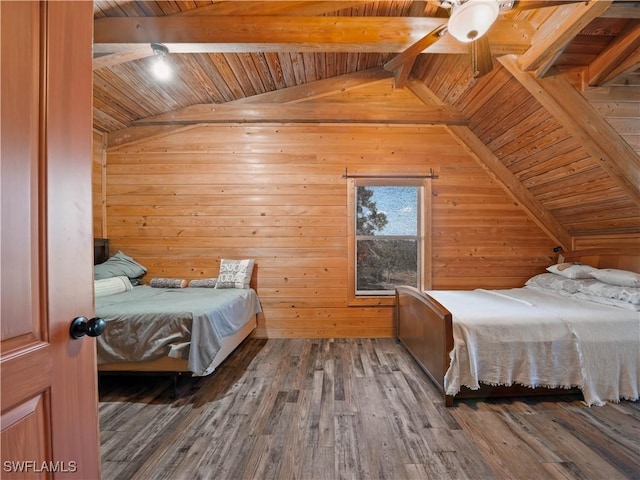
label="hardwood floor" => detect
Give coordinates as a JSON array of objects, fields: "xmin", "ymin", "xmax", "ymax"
[{"xmin": 98, "ymin": 338, "xmax": 640, "ymax": 480}]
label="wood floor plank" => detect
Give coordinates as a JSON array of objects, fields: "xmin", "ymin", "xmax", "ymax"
[
  {"xmin": 355, "ymin": 375, "xmax": 408, "ymax": 479},
  {"xmin": 512, "ymin": 410, "xmax": 636, "ymax": 480},
  {"xmin": 99, "ymin": 338, "xmax": 640, "ymax": 480},
  {"xmin": 452, "ymin": 410, "xmax": 553, "ymax": 479}
]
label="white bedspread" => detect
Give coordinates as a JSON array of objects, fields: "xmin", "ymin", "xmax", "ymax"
[{"xmin": 428, "ymin": 288, "xmax": 640, "ymax": 406}]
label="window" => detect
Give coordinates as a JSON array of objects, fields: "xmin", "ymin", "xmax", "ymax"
[{"xmin": 348, "ymin": 178, "xmax": 431, "ymax": 303}]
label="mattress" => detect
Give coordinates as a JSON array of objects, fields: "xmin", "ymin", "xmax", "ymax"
[{"xmin": 95, "ymin": 286, "xmax": 262, "ymax": 376}]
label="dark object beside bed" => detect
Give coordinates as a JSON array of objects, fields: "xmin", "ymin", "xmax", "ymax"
[{"xmin": 94, "ymin": 238, "xmax": 109, "ymax": 265}]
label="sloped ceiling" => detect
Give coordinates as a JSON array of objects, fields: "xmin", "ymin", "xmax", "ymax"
[{"xmin": 92, "ymin": 0, "xmax": 640, "ymax": 246}]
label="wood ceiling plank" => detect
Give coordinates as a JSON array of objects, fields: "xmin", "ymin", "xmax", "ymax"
[
  {"xmin": 517, "ymin": 151, "xmax": 593, "ymax": 186},
  {"xmin": 93, "ymin": 16, "xmax": 533, "ymax": 55},
  {"xmin": 436, "ymin": 56, "xmax": 476, "ymax": 105},
  {"xmin": 517, "ymin": 0, "xmax": 613, "ymax": 78},
  {"xmin": 451, "ymin": 66, "xmax": 507, "ymax": 117},
  {"xmin": 600, "ymin": 4, "xmax": 640, "ymax": 19},
  {"xmin": 508, "ymin": 136, "xmax": 582, "ymax": 171},
  {"xmin": 500, "ymin": 54, "xmax": 640, "ymax": 208},
  {"xmin": 447, "ymin": 125, "xmax": 574, "ymax": 250},
  {"xmin": 488, "ymin": 110, "xmax": 563, "ymax": 158},
  {"xmin": 467, "ymin": 80, "xmax": 532, "ymax": 136},
  {"xmin": 407, "ymin": 79, "xmax": 573, "ymax": 250},
  {"xmin": 129, "ymin": 102, "xmax": 468, "ymax": 125}
]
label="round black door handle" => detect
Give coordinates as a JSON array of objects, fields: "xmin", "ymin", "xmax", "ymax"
[{"xmin": 70, "ymin": 316, "xmax": 106, "ymax": 339}]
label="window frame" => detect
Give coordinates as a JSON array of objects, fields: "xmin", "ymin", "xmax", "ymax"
[{"xmin": 347, "ymin": 177, "xmax": 432, "ymax": 306}]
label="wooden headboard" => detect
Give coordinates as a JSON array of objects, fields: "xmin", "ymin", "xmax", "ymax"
[
  {"xmin": 560, "ymin": 249, "xmax": 640, "ymax": 273},
  {"xmin": 94, "ymin": 238, "xmax": 109, "ymax": 265}
]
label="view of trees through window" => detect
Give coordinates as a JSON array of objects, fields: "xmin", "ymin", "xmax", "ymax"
[{"xmin": 355, "ymin": 185, "xmax": 419, "ymax": 294}]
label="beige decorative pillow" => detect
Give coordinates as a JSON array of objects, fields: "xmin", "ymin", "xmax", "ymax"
[{"xmin": 215, "ymin": 259, "xmax": 255, "ymax": 289}]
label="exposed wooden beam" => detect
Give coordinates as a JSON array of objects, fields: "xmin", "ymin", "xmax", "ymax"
[
  {"xmin": 588, "ymin": 22, "xmax": 640, "ymax": 86},
  {"xmin": 93, "ymin": 50, "xmax": 151, "ymax": 71},
  {"xmin": 93, "ymin": 16, "xmax": 533, "ymax": 55},
  {"xmin": 383, "ymin": 25, "xmax": 447, "ymax": 89},
  {"xmin": 407, "ymin": 79, "xmax": 574, "ymax": 251},
  {"xmin": 500, "ymin": 55, "xmax": 640, "ymax": 209},
  {"xmin": 600, "ymin": 49, "xmax": 640, "ymax": 86},
  {"xmin": 131, "ymin": 103, "xmax": 469, "ymax": 126},
  {"xmin": 107, "ymin": 125, "xmax": 198, "ymax": 151},
  {"xmin": 105, "ymin": 68, "xmax": 396, "ymax": 148},
  {"xmin": 175, "ymin": 1, "xmax": 380, "ymax": 16},
  {"xmin": 517, "ymin": 0, "xmax": 613, "ymax": 78},
  {"xmin": 93, "ymin": 2, "xmax": 380, "ymax": 70},
  {"xmin": 231, "ymin": 67, "xmax": 392, "ymax": 104}
]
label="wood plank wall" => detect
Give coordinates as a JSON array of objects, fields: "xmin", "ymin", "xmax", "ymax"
[
  {"xmin": 93, "ymin": 129, "xmax": 107, "ymax": 238},
  {"xmin": 100, "ymin": 119, "xmax": 559, "ymax": 338}
]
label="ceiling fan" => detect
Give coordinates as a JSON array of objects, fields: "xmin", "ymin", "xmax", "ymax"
[{"xmin": 385, "ymin": 0, "xmax": 582, "ymax": 81}]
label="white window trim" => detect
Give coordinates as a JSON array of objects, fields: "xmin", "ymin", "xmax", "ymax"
[{"xmin": 347, "ymin": 177, "xmax": 432, "ymax": 306}]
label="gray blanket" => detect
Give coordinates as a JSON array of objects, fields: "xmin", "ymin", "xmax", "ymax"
[{"xmin": 96, "ymin": 286, "xmax": 262, "ymax": 375}]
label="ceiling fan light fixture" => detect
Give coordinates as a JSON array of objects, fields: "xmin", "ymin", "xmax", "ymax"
[{"xmin": 448, "ymin": 0, "xmax": 500, "ymax": 43}]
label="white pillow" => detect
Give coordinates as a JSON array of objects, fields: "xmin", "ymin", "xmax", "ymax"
[
  {"xmin": 576, "ymin": 279, "xmax": 640, "ymax": 305},
  {"xmin": 525, "ymin": 273, "xmax": 581, "ymax": 294},
  {"xmin": 214, "ymin": 259, "xmax": 255, "ymax": 289},
  {"xmin": 590, "ymin": 268, "xmax": 640, "ymax": 288},
  {"xmin": 571, "ymin": 292, "xmax": 640, "ymax": 311},
  {"xmin": 546, "ymin": 262, "xmax": 598, "ymax": 279},
  {"xmin": 94, "ymin": 275, "xmax": 133, "ymax": 298}
]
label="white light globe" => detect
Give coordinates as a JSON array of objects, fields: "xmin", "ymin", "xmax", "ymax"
[
  {"xmin": 448, "ymin": 0, "xmax": 500, "ymax": 43},
  {"xmin": 152, "ymin": 57, "xmax": 172, "ymax": 81}
]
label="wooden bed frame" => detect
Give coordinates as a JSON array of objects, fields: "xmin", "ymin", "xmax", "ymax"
[
  {"xmin": 93, "ymin": 238, "xmax": 257, "ymax": 380},
  {"xmin": 395, "ymin": 249, "xmax": 640, "ymax": 407}
]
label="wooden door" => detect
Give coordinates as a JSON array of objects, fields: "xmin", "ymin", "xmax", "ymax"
[{"xmin": 1, "ymin": 2, "xmax": 99, "ymax": 478}]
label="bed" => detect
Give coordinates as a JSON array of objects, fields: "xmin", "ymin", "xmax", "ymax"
[
  {"xmin": 93, "ymin": 239, "xmax": 261, "ymax": 379},
  {"xmin": 395, "ymin": 249, "xmax": 640, "ymax": 407}
]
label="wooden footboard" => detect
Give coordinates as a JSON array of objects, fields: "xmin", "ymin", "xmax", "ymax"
[
  {"xmin": 395, "ymin": 286, "xmax": 583, "ymax": 407},
  {"xmin": 395, "ymin": 286, "xmax": 454, "ymax": 406}
]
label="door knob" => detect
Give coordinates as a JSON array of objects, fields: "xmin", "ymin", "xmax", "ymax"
[{"xmin": 70, "ymin": 316, "xmax": 106, "ymax": 339}]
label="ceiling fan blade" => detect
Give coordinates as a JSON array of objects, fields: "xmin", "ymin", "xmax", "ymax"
[
  {"xmin": 470, "ymin": 35, "xmax": 493, "ymax": 78},
  {"xmin": 510, "ymin": 0, "xmax": 585, "ymax": 11},
  {"xmin": 383, "ymin": 24, "xmax": 447, "ymax": 73}
]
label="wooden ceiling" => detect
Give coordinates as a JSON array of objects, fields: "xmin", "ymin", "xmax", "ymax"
[{"xmin": 92, "ymin": 0, "xmax": 640, "ymax": 242}]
